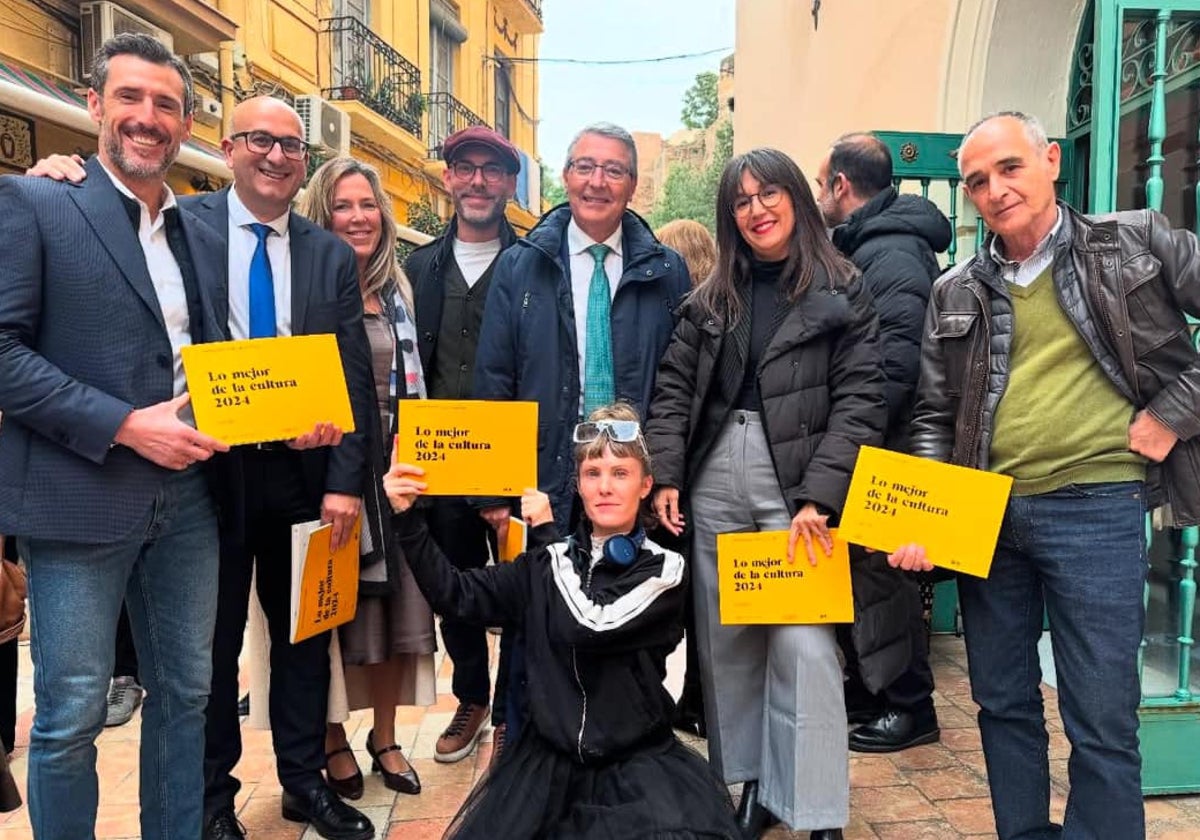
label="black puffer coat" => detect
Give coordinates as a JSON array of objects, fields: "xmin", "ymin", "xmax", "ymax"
[
  {"xmin": 832, "ymin": 189, "xmax": 951, "ymax": 691},
  {"xmin": 646, "ymin": 266, "xmax": 886, "ymax": 518},
  {"xmin": 832, "ymin": 188, "xmax": 950, "ymax": 452}
]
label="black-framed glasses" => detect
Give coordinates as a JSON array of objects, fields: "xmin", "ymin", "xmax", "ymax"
[
  {"xmin": 231, "ymin": 130, "xmax": 308, "ymax": 160},
  {"xmin": 568, "ymin": 158, "xmax": 631, "ymax": 181},
  {"xmin": 732, "ymin": 185, "xmax": 785, "ymax": 217},
  {"xmin": 449, "ymin": 160, "xmax": 509, "ymax": 184},
  {"xmin": 573, "ymin": 420, "xmax": 642, "ymax": 444}
]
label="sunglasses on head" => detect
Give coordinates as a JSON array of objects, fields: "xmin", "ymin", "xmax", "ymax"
[{"xmin": 572, "ymin": 420, "xmax": 642, "ymax": 444}]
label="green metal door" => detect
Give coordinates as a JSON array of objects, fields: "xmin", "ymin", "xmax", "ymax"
[{"xmin": 1075, "ymin": 0, "xmax": 1200, "ymax": 795}]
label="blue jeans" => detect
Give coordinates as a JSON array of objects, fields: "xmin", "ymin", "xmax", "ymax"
[
  {"xmin": 958, "ymin": 481, "xmax": 1146, "ymax": 840},
  {"xmin": 19, "ymin": 468, "xmax": 218, "ymax": 840}
]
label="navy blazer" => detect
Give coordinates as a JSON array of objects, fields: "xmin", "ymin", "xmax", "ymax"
[
  {"xmin": 183, "ymin": 187, "xmax": 375, "ymax": 523},
  {"xmin": 0, "ymin": 156, "xmax": 227, "ymax": 543}
]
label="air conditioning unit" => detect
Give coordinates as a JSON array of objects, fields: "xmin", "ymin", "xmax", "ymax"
[
  {"xmin": 80, "ymin": 2, "xmax": 174, "ymax": 82},
  {"xmin": 295, "ymin": 95, "xmax": 351, "ymax": 157},
  {"xmin": 187, "ymin": 52, "xmax": 220, "ymax": 77},
  {"xmin": 194, "ymin": 95, "xmax": 222, "ymax": 127}
]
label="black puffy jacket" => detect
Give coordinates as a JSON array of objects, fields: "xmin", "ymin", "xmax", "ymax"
[
  {"xmin": 646, "ymin": 266, "xmax": 886, "ymax": 518},
  {"xmin": 832, "ymin": 188, "xmax": 951, "ymax": 452}
]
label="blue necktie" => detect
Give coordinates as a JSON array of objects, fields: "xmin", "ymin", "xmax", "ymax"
[
  {"xmin": 582, "ymin": 243, "xmax": 615, "ymax": 416},
  {"xmin": 247, "ymin": 223, "xmax": 276, "ymax": 338}
]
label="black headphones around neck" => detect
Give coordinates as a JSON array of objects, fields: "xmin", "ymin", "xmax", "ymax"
[{"xmin": 569, "ymin": 527, "xmax": 646, "ymax": 567}]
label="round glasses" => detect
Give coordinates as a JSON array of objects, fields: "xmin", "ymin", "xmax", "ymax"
[
  {"xmin": 449, "ymin": 160, "xmax": 509, "ymax": 184},
  {"xmin": 732, "ymin": 185, "xmax": 785, "ymax": 217}
]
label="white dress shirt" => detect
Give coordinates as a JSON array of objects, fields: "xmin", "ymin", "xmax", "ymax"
[
  {"xmin": 98, "ymin": 163, "xmax": 191, "ymax": 400},
  {"xmin": 567, "ymin": 219, "xmax": 624, "ymax": 413},
  {"xmin": 227, "ymin": 187, "xmax": 292, "ymax": 339}
]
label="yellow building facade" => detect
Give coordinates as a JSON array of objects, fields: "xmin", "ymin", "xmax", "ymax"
[{"xmin": 0, "ymin": 0, "xmax": 542, "ymax": 236}]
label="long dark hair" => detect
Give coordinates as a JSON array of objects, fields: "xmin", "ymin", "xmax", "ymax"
[{"xmin": 693, "ymin": 147, "xmax": 857, "ymax": 321}]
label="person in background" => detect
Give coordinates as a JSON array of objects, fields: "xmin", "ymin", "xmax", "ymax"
[
  {"xmin": 403, "ymin": 126, "xmax": 521, "ymax": 766},
  {"xmin": 385, "ymin": 403, "xmax": 741, "ymax": 839},
  {"xmin": 646, "ymin": 147, "xmax": 886, "ymax": 840},
  {"xmin": 656, "ymin": 218, "xmax": 717, "ymax": 286},
  {"xmin": 105, "ymin": 606, "xmax": 144, "ymax": 728},
  {"xmin": 815, "ymin": 132, "xmax": 946, "ymax": 753},
  {"xmin": 298, "ymin": 157, "xmax": 436, "ymax": 799},
  {"xmin": 652, "ymin": 217, "xmax": 718, "ymax": 739}
]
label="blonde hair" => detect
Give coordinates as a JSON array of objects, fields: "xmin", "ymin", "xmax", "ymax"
[
  {"xmin": 574, "ymin": 402, "xmax": 652, "ymax": 478},
  {"xmin": 656, "ymin": 219, "xmax": 716, "ymax": 287},
  {"xmin": 298, "ymin": 157, "xmax": 414, "ymax": 312}
]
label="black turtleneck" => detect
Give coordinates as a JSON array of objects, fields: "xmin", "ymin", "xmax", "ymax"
[{"xmin": 736, "ymin": 258, "xmax": 786, "ymax": 410}]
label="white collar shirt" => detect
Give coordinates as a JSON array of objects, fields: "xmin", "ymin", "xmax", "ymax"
[
  {"xmin": 98, "ymin": 163, "xmax": 192, "ymax": 406},
  {"xmin": 990, "ymin": 207, "xmax": 1063, "ymax": 288},
  {"xmin": 567, "ymin": 219, "xmax": 624, "ymax": 414},
  {"xmin": 227, "ymin": 187, "xmax": 292, "ymax": 339}
]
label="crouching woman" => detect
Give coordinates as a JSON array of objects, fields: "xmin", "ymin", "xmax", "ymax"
[{"xmin": 383, "ymin": 403, "xmax": 740, "ymax": 839}]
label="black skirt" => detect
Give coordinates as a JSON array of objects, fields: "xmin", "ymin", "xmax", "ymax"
[{"xmin": 446, "ymin": 728, "xmax": 740, "ymax": 839}]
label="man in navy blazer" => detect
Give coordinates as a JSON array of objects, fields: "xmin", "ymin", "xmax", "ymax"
[
  {"xmin": 186, "ymin": 97, "xmax": 376, "ymax": 840},
  {"xmin": 0, "ymin": 34, "xmax": 229, "ymax": 839}
]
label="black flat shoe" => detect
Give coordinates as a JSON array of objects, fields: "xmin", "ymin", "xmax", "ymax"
[
  {"xmin": 204, "ymin": 809, "xmax": 245, "ymax": 840},
  {"xmin": 366, "ymin": 728, "xmax": 421, "ymax": 795},
  {"xmin": 735, "ymin": 780, "xmax": 779, "ymax": 839},
  {"xmin": 324, "ymin": 744, "xmax": 363, "ymax": 800},
  {"xmin": 810, "ymin": 830, "xmax": 843, "ymax": 839},
  {"xmin": 848, "ymin": 708, "xmax": 940, "ymax": 753},
  {"xmin": 282, "ymin": 786, "xmax": 374, "ymax": 840}
]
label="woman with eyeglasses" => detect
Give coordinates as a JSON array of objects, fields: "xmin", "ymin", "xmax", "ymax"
[
  {"xmin": 294, "ymin": 158, "xmax": 436, "ymax": 800},
  {"xmin": 382, "ymin": 403, "xmax": 741, "ymax": 839},
  {"xmin": 646, "ymin": 148, "xmax": 887, "ymax": 840}
]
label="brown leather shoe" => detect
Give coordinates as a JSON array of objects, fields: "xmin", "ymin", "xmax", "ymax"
[{"xmin": 435, "ymin": 702, "xmax": 489, "ymax": 763}]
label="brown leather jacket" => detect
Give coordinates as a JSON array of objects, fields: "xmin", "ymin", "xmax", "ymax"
[{"xmin": 911, "ymin": 202, "xmax": 1200, "ymax": 524}]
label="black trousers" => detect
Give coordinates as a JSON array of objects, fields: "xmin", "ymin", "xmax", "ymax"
[
  {"xmin": 838, "ymin": 587, "xmax": 936, "ymax": 715},
  {"xmin": 113, "ymin": 603, "xmax": 139, "ymax": 680},
  {"xmin": 426, "ymin": 498, "xmax": 505, "ymax": 721},
  {"xmin": 204, "ymin": 449, "xmax": 329, "ymax": 815}
]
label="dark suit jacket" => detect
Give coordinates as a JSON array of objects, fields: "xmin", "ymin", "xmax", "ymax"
[
  {"xmin": 0, "ymin": 156, "xmax": 227, "ymax": 543},
  {"xmin": 184, "ymin": 187, "xmax": 374, "ymax": 532}
]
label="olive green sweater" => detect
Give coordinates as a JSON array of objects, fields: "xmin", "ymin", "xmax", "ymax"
[{"xmin": 989, "ymin": 266, "xmax": 1146, "ymax": 495}]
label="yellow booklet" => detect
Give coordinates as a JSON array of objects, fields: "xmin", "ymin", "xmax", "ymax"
[
  {"xmin": 836, "ymin": 446, "xmax": 1013, "ymax": 578},
  {"xmin": 499, "ymin": 517, "xmax": 527, "ymax": 562},
  {"xmin": 716, "ymin": 530, "xmax": 855, "ymax": 625},
  {"xmin": 182, "ymin": 334, "xmax": 355, "ymax": 446},
  {"xmin": 394, "ymin": 400, "xmax": 538, "ymax": 496},
  {"xmin": 289, "ymin": 518, "xmax": 361, "ymax": 644}
]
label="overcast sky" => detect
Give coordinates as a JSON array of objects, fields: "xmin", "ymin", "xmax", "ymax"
[{"xmin": 536, "ymin": 0, "xmax": 737, "ymax": 172}]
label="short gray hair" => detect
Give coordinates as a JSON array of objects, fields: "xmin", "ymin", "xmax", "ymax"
[
  {"xmin": 91, "ymin": 32, "xmax": 195, "ymax": 116},
  {"xmin": 566, "ymin": 122, "xmax": 638, "ymax": 179},
  {"xmin": 959, "ymin": 111, "xmax": 1049, "ymax": 174}
]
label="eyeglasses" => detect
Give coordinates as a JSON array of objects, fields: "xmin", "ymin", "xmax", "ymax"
[
  {"xmin": 573, "ymin": 420, "xmax": 642, "ymax": 444},
  {"xmin": 568, "ymin": 158, "xmax": 631, "ymax": 181},
  {"xmin": 732, "ymin": 185, "xmax": 785, "ymax": 217},
  {"xmin": 449, "ymin": 160, "xmax": 509, "ymax": 184},
  {"xmin": 231, "ymin": 130, "xmax": 308, "ymax": 161}
]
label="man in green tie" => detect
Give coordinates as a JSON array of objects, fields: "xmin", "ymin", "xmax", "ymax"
[{"xmin": 475, "ymin": 121, "xmax": 692, "ymax": 530}]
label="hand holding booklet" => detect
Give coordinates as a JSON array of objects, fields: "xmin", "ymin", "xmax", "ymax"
[{"xmin": 289, "ymin": 517, "xmax": 361, "ymax": 644}]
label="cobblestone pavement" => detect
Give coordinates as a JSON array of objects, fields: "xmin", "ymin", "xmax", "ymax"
[{"xmin": 0, "ymin": 634, "xmax": 1197, "ymax": 838}]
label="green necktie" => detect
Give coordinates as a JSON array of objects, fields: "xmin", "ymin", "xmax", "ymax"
[{"xmin": 582, "ymin": 243, "xmax": 615, "ymax": 416}]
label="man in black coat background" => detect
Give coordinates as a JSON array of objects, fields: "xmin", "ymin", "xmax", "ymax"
[{"xmin": 816, "ymin": 132, "xmax": 951, "ymax": 753}]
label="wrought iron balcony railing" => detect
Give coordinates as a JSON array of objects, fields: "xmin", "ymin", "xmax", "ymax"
[
  {"xmin": 322, "ymin": 16, "xmax": 423, "ymax": 139},
  {"xmin": 426, "ymin": 92, "xmax": 488, "ymax": 158},
  {"xmin": 526, "ymin": 0, "xmax": 543, "ymax": 19}
]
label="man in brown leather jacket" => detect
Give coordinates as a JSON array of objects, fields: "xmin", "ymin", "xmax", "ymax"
[{"xmin": 892, "ymin": 111, "xmax": 1200, "ymax": 840}]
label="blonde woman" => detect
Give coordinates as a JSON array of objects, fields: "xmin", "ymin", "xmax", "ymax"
[
  {"xmin": 298, "ymin": 158, "xmax": 436, "ymax": 798},
  {"xmin": 655, "ymin": 218, "xmax": 717, "ymax": 287}
]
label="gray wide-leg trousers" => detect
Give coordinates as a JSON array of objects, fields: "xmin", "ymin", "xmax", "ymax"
[{"xmin": 690, "ymin": 411, "xmax": 849, "ymax": 831}]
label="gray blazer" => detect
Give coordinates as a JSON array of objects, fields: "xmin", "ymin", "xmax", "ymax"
[{"xmin": 0, "ymin": 156, "xmax": 227, "ymax": 543}]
